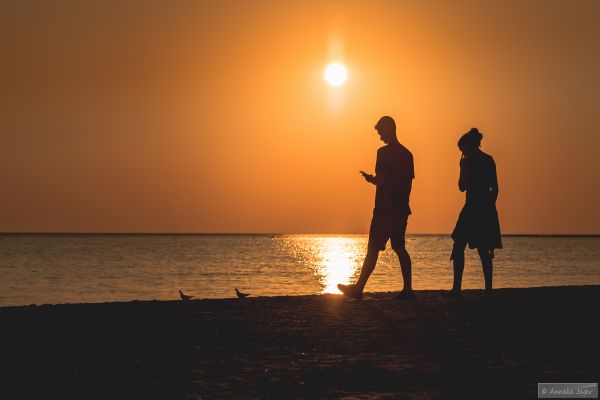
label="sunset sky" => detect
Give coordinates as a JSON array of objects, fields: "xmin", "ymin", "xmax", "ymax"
[{"xmin": 1, "ymin": 1, "xmax": 599, "ymax": 234}]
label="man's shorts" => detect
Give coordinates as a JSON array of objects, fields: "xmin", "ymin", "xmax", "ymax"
[{"xmin": 368, "ymin": 211, "xmax": 409, "ymax": 251}]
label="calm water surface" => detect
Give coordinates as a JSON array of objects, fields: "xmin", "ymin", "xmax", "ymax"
[{"xmin": 1, "ymin": 234, "xmax": 599, "ymax": 306}]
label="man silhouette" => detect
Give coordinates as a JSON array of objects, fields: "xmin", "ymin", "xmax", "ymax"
[{"xmin": 338, "ymin": 116, "xmax": 415, "ymax": 300}]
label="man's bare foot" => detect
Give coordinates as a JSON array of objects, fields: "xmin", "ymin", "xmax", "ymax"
[
  {"xmin": 395, "ymin": 290, "xmax": 416, "ymax": 301},
  {"xmin": 337, "ymin": 284, "xmax": 363, "ymax": 300}
]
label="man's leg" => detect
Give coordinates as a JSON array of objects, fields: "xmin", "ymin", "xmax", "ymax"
[
  {"xmin": 477, "ymin": 248, "xmax": 493, "ymax": 294},
  {"xmin": 338, "ymin": 215, "xmax": 384, "ymax": 298},
  {"xmin": 450, "ymin": 241, "xmax": 467, "ymax": 292},
  {"xmin": 338, "ymin": 247, "xmax": 379, "ymax": 299},
  {"xmin": 393, "ymin": 246, "xmax": 412, "ymax": 292},
  {"xmin": 391, "ymin": 217, "xmax": 415, "ymax": 299},
  {"xmin": 354, "ymin": 247, "xmax": 379, "ymax": 292}
]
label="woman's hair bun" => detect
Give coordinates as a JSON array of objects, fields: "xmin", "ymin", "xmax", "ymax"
[
  {"xmin": 468, "ymin": 128, "xmax": 483, "ymax": 140},
  {"xmin": 458, "ymin": 127, "xmax": 483, "ymax": 148}
]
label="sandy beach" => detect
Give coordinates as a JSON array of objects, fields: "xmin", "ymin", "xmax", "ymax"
[{"xmin": 1, "ymin": 285, "xmax": 598, "ymax": 399}]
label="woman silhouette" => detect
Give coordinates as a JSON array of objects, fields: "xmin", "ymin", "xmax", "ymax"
[{"xmin": 446, "ymin": 128, "xmax": 501, "ymax": 296}]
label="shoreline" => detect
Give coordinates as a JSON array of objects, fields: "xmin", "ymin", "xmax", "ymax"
[
  {"xmin": 1, "ymin": 285, "xmax": 598, "ymax": 399},
  {"xmin": 1, "ymin": 284, "xmax": 597, "ymax": 309}
]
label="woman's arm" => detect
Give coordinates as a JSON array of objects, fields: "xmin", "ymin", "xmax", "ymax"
[
  {"xmin": 458, "ymin": 156, "xmax": 467, "ymax": 192},
  {"xmin": 490, "ymin": 158, "xmax": 499, "ymax": 202}
]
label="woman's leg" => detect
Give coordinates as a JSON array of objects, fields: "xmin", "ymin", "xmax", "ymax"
[
  {"xmin": 451, "ymin": 241, "xmax": 467, "ymax": 291},
  {"xmin": 477, "ymin": 248, "xmax": 493, "ymax": 293}
]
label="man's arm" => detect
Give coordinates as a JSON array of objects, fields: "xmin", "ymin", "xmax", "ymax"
[
  {"xmin": 360, "ymin": 171, "xmax": 385, "ymax": 186},
  {"xmin": 362, "ymin": 148, "xmax": 386, "ymax": 186}
]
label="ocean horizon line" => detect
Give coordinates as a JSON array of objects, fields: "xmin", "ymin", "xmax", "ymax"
[{"xmin": 1, "ymin": 232, "xmax": 599, "ymax": 237}]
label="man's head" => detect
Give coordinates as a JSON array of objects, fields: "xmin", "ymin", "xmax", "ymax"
[{"xmin": 374, "ymin": 116, "xmax": 397, "ymax": 143}]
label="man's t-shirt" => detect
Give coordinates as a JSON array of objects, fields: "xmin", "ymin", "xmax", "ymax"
[{"xmin": 374, "ymin": 142, "xmax": 415, "ymax": 215}]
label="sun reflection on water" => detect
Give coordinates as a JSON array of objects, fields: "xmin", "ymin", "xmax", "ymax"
[
  {"xmin": 316, "ymin": 237, "xmax": 361, "ymax": 293},
  {"xmin": 279, "ymin": 235, "xmax": 366, "ymax": 294}
]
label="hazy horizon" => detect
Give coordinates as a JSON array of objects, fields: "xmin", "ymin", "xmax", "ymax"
[{"xmin": 2, "ymin": 231, "xmax": 599, "ymax": 236}]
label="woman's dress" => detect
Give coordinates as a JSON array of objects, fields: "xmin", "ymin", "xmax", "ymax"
[{"xmin": 451, "ymin": 152, "xmax": 502, "ymax": 251}]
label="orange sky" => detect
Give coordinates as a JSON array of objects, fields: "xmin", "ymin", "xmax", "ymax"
[{"xmin": 1, "ymin": 1, "xmax": 599, "ymax": 234}]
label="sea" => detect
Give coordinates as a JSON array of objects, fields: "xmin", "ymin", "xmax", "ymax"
[{"xmin": 0, "ymin": 234, "xmax": 599, "ymax": 307}]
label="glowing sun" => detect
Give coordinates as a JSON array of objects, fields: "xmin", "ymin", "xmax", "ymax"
[{"xmin": 324, "ymin": 63, "xmax": 348, "ymax": 86}]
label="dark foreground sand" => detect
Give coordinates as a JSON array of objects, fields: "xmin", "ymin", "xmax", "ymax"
[{"xmin": 1, "ymin": 286, "xmax": 598, "ymax": 399}]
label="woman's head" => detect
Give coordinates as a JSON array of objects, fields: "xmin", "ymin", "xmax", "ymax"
[{"xmin": 458, "ymin": 128, "xmax": 483, "ymax": 154}]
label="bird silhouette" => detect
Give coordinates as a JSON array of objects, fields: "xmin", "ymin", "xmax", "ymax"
[
  {"xmin": 179, "ymin": 290, "xmax": 194, "ymax": 301},
  {"xmin": 235, "ymin": 288, "xmax": 250, "ymax": 298}
]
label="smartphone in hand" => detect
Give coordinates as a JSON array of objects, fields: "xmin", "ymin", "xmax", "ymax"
[{"xmin": 359, "ymin": 170, "xmax": 373, "ymax": 183}]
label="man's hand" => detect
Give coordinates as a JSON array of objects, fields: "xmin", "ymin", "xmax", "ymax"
[{"xmin": 359, "ymin": 170, "xmax": 374, "ymax": 184}]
